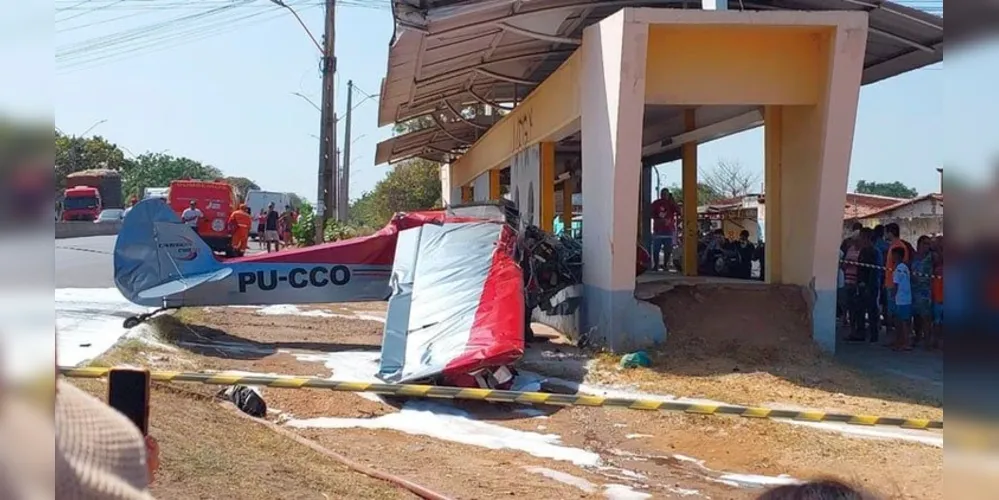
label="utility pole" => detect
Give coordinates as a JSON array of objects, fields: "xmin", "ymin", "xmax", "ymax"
[
  {"xmin": 315, "ymin": 0, "xmax": 337, "ymax": 241},
  {"xmin": 340, "ymin": 80, "xmax": 354, "ymax": 220}
]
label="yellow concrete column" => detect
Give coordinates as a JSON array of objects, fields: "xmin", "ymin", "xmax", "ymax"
[
  {"xmin": 764, "ymin": 105, "xmax": 783, "ymax": 284},
  {"xmin": 461, "ymin": 185, "xmax": 473, "ymax": 203},
  {"xmin": 561, "ymin": 175, "xmax": 575, "ymax": 233},
  {"xmin": 539, "ymin": 142, "xmax": 556, "ymax": 232},
  {"xmin": 489, "ymin": 169, "xmax": 501, "ymax": 200},
  {"xmin": 681, "ymin": 108, "xmax": 699, "ymax": 276}
]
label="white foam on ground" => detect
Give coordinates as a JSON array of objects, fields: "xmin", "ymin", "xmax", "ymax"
[
  {"xmin": 55, "ymin": 288, "xmax": 148, "ymax": 368},
  {"xmin": 256, "ymin": 304, "xmax": 337, "ymax": 317},
  {"xmin": 603, "ymin": 484, "xmax": 652, "ymax": 499},
  {"xmin": 716, "ymin": 473, "xmax": 801, "ymax": 488},
  {"xmin": 285, "ymin": 350, "xmax": 602, "ymax": 467},
  {"xmin": 286, "ymin": 399, "xmax": 602, "ymax": 467},
  {"xmin": 524, "ymin": 466, "xmax": 597, "ymax": 493},
  {"xmin": 625, "ymin": 434, "xmax": 653, "ymax": 439}
]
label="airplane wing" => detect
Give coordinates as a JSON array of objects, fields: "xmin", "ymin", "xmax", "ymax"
[{"xmin": 378, "ymin": 218, "xmax": 524, "ymax": 386}]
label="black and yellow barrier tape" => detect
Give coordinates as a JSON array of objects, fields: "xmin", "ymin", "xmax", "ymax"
[{"xmin": 60, "ymin": 366, "xmax": 943, "ymax": 430}]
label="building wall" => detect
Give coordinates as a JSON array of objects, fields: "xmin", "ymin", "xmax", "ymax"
[{"xmin": 510, "ymin": 144, "xmax": 541, "ymax": 229}]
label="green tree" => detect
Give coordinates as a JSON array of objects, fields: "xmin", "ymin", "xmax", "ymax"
[
  {"xmin": 224, "ymin": 176, "xmax": 260, "ymax": 200},
  {"xmin": 287, "ymin": 192, "xmax": 304, "ymax": 209},
  {"xmin": 349, "ymin": 158, "xmax": 442, "ymax": 228},
  {"xmin": 855, "ymin": 180, "xmax": 918, "ymax": 199},
  {"xmin": 120, "ymin": 152, "xmax": 222, "ymax": 199},
  {"xmin": 55, "ymin": 132, "xmax": 128, "ymax": 191}
]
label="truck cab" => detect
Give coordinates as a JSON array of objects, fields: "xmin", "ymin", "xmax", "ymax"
[
  {"xmin": 167, "ymin": 179, "xmax": 237, "ymax": 255},
  {"xmin": 61, "ymin": 186, "xmax": 102, "ymax": 221}
]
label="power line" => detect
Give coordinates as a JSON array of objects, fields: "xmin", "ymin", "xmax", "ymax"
[{"xmin": 59, "ymin": 4, "xmax": 317, "ymax": 72}]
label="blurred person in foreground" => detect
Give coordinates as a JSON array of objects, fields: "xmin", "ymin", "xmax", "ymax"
[
  {"xmin": 52, "ymin": 340, "xmax": 160, "ymax": 499},
  {"xmin": 756, "ymin": 479, "xmax": 877, "ymax": 499},
  {"xmin": 56, "ymin": 379, "xmax": 159, "ymax": 499}
]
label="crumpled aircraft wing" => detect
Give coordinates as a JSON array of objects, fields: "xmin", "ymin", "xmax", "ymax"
[{"xmin": 378, "ymin": 218, "xmax": 524, "ymax": 385}]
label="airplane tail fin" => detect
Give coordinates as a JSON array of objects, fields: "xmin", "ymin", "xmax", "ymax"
[{"xmin": 114, "ymin": 198, "xmax": 228, "ymax": 306}]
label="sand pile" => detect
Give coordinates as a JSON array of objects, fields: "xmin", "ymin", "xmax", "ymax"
[{"xmin": 650, "ymin": 284, "xmax": 819, "ymax": 371}]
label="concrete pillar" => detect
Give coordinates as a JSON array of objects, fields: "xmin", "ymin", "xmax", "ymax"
[
  {"xmin": 440, "ymin": 164, "xmax": 462, "ymax": 206},
  {"xmin": 472, "ymin": 171, "xmax": 491, "ymax": 202},
  {"xmin": 580, "ymin": 10, "xmax": 666, "ymax": 352},
  {"xmin": 763, "ymin": 105, "xmax": 783, "ymax": 284},
  {"xmin": 770, "ymin": 26, "xmax": 867, "ymax": 352},
  {"xmin": 681, "ymin": 109, "xmax": 699, "ymax": 276},
  {"xmin": 640, "ymin": 165, "xmax": 652, "ymax": 252},
  {"xmin": 511, "ymin": 144, "xmax": 542, "ymax": 228},
  {"xmin": 561, "ymin": 175, "xmax": 575, "ymax": 235},
  {"xmin": 540, "ymin": 142, "xmax": 556, "ymax": 232},
  {"xmin": 489, "ymin": 169, "xmax": 501, "ymax": 200}
]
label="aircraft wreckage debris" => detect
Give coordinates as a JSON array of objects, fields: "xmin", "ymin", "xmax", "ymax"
[{"xmin": 60, "ymin": 366, "xmax": 943, "ymax": 430}]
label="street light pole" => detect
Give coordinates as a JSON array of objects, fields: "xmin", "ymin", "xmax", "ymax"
[{"xmin": 340, "ymin": 80, "xmax": 354, "ymax": 220}]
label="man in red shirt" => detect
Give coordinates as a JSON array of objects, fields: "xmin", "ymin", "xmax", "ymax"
[{"xmin": 649, "ymin": 188, "xmax": 680, "ymax": 271}]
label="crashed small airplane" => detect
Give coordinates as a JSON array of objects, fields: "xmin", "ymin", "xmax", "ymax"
[{"xmin": 114, "ymin": 198, "xmax": 526, "ymax": 387}]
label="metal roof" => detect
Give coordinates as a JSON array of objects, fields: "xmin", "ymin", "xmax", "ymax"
[{"xmin": 376, "ymin": 0, "xmax": 943, "ymax": 165}]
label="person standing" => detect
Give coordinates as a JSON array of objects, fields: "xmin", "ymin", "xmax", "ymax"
[
  {"xmin": 181, "ymin": 200, "xmax": 203, "ymax": 235},
  {"xmin": 890, "ymin": 246, "xmax": 913, "ymax": 350},
  {"xmin": 929, "ymin": 236, "xmax": 943, "ymax": 349},
  {"xmin": 228, "ymin": 204, "xmax": 252, "ymax": 256},
  {"xmin": 256, "ymin": 208, "xmax": 266, "ymax": 249},
  {"xmin": 734, "ymin": 230, "xmax": 755, "ymax": 279},
  {"xmin": 910, "ymin": 235, "xmax": 934, "ymax": 346},
  {"xmin": 882, "ymin": 223, "xmax": 911, "ymax": 337},
  {"xmin": 649, "ymin": 189, "xmax": 680, "ymax": 271},
  {"xmin": 845, "ymin": 228, "xmax": 880, "ymax": 342},
  {"xmin": 264, "ymin": 202, "xmax": 280, "ymax": 253},
  {"xmin": 280, "ymin": 205, "xmax": 294, "ymax": 246}
]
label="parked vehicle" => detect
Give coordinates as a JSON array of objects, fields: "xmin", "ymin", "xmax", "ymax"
[
  {"xmin": 167, "ymin": 179, "xmax": 238, "ymax": 255},
  {"xmin": 244, "ymin": 190, "xmax": 292, "ymax": 237},
  {"xmin": 143, "ymin": 186, "xmax": 169, "ymax": 200},
  {"xmin": 61, "ymin": 186, "xmax": 102, "ymax": 221},
  {"xmin": 94, "ymin": 208, "xmax": 125, "ymax": 223}
]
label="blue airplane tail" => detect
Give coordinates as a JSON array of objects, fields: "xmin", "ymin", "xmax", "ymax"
[{"xmin": 114, "ymin": 198, "xmax": 231, "ymax": 307}]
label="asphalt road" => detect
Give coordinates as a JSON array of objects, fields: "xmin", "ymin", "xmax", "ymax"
[
  {"xmin": 55, "ymin": 234, "xmax": 268, "ymax": 289},
  {"xmin": 56, "ymin": 235, "xmax": 117, "ymax": 288}
]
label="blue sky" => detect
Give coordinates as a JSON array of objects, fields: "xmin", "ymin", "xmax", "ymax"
[{"xmin": 42, "ymin": 1, "xmax": 967, "ymax": 202}]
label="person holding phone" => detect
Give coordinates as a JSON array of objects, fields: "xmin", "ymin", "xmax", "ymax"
[{"xmin": 56, "ymin": 380, "xmax": 160, "ymax": 498}]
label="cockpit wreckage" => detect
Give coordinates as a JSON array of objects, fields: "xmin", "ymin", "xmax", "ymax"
[{"xmin": 114, "ymin": 199, "xmax": 650, "ymax": 389}]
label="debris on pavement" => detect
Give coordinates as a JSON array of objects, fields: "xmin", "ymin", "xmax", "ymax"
[{"xmin": 619, "ymin": 351, "xmax": 652, "ymax": 369}]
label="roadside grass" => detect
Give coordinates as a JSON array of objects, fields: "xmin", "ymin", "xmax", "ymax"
[{"xmin": 69, "ymin": 313, "xmax": 414, "ymax": 500}]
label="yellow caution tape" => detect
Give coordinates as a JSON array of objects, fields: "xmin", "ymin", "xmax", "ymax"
[{"xmin": 59, "ymin": 365, "xmax": 942, "ymax": 430}]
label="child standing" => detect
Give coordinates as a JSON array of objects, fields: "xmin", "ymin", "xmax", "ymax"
[{"xmin": 890, "ymin": 246, "xmax": 913, "ymax": 351}]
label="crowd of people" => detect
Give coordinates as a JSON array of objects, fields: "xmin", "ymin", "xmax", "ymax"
[
  {"xmin": 251, "ymin": 203, "xmax": 298, "ymax": 253},
  {"xmin": 648, "ymin": 188, "xmax": 763, "ymax": 279},
  {"xmin": 838, "ymin": 222, "xmax": 943, "ymax": 351}
]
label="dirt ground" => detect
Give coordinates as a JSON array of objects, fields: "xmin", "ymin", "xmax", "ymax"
[
  {"xmin": 77, "ymin": 301, "xmax": 943, "ymax": 499},
  {"xmin": 587, "ymin": 284, "xmax": 943, "ymax": 421}
]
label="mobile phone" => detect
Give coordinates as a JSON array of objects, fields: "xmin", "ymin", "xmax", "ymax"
[{"xmin": 107, "ymin": 368, "xmax": 151, "ymax": 435}]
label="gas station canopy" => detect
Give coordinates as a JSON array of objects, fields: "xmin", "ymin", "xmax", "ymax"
[{"xmin": 376, "ymin": 0, "xmax": 943, "ymax": 165}]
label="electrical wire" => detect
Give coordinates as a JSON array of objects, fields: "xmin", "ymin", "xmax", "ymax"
[
  {"xmin": 57, "ymin": 2, "xmax": 253, "ymax": 60},
  {"xmin": 59, "ymin": 4, "xmax": 318, "ymax": 72}
]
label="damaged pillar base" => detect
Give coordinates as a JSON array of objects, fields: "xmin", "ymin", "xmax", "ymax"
[{"xmin": 581, "ymin": 285, "xmax": 667, "ymax": 353}]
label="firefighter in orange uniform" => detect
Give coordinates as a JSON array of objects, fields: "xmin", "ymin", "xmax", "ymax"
[{"xmin": 228, "ymin": 204, "xmax": 252, "ymax": 255}]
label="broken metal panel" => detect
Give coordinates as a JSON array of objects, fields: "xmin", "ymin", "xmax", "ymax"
[{"xmin": 379, "ymin": 220, "xmax": 524, "ymax": 384}]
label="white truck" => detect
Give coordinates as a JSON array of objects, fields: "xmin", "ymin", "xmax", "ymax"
[
  {"xmin": 244, "ymin": 190, "xmax": 292, "ymax": 237},
  {"xmin": 143, "ymin": 187, "xmax": 169, "ymax": 200}
]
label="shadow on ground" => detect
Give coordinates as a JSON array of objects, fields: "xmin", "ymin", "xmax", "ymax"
[{"xmin": 150, "ymin": 314, "xmax": 374, "ymax": 360}]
